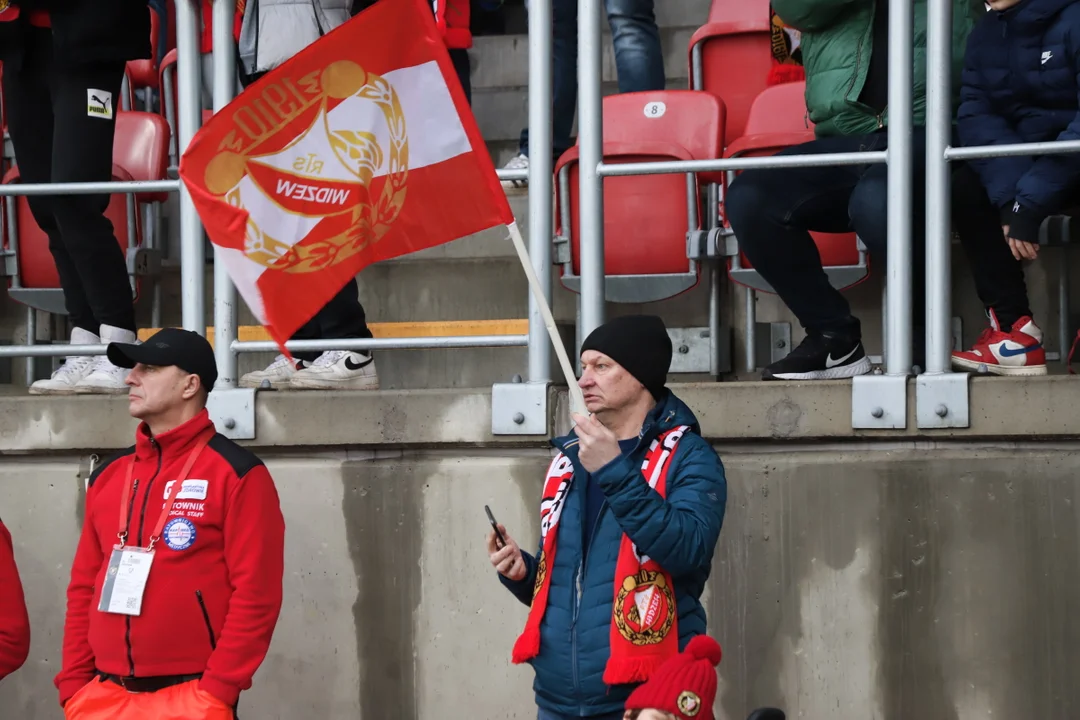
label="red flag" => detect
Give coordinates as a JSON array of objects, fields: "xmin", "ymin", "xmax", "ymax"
[{"xmin": 179, "ymin": 0, "xmax": 514, "ymax": 351}]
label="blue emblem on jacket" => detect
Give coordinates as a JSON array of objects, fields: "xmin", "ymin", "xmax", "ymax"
[{"xmin": 500, "ymin": 390, "xmax": 727, "ymax": 716}]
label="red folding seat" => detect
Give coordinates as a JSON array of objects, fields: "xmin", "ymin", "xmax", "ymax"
[
  {"xmin": 723, "ymin": 81, "xmax": 869, "ymax": 294},
  {"xmin": 3, "ymin": 111, "xmax": 170, "ymax": 314},
  {"xmin": 159, "ymin": 48, "xmax": 180, "ymax": 165},
  {"xmin": 554, "ymin": 90, "xmax": 725, "ymax": 302},
  {"xmin": 126, "ymin": 6, "xmax": 163, "ymax": 94},
  {"xmin": 687, "ymin": 0, "xmax": 772, "ymax": 147}
]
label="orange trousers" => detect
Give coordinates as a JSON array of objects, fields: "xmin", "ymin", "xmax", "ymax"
[{"xmin": 64, "ymin": 677, "xmax": 234, "ymax": 720}]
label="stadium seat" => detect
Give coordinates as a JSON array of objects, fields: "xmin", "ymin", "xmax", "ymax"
[
  {"xmin": 160, "ymin": 48, "xmax": 180, "ymax": 165},
  {"xmin": 723, "ymin": 82, "xmax": 869, "ymax": 294},
  {"xmin": 126, "ymin": 6, "xmax": 163, "ymax": 95},
  {"xmin": 1, "ymin": 112, "xmax": 170, "ymax": 314},
  {"xmin": 553, "ymin": 90, "xmax": 725, "ymax": 303},
  {"xmin": 687, "ymin": 0, "xmax": 772, "ymax": 147},
  {"xmin": 3, "ymin": 165, "xmax": 137, "ymax": 314}
]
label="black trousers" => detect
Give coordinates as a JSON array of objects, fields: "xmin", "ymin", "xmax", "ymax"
[
  {"xmin": 2, "ymin": 27, "xmax": 136, "ymax": 333},
  {"xmin": 726, "ymin": 127, "xmax": 1031, "ymax": 343},
  {"xmin": 290, "ymin": 278, "xmax": 373, "ymax": 362}
]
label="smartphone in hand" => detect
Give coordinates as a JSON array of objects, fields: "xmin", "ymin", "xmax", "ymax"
[{"xmin": 485, "ymin": 505, "xmax": 507, "ymax": 549}]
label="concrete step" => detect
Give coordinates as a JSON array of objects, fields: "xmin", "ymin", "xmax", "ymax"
[
  {"xmin": 4, "ymin": 374, "xmax": 1080, "ymax": 452},
  {"xmin": 469, "ymin": 26, "xmax": 696, "ymax": 91}
]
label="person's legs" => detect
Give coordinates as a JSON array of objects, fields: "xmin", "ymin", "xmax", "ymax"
[
  {"xmin": 604, "ymin": 0, "xmax": 664, "ymax": 93},
  {"xmin": 291, "ymin": 278, "xmax": 379, "ymax": 390},
  {"xmin": 951, "ymin": 162, "xmax": 1045, "ymax": 375},
  {"xmin": 3, "ymin": 30, "xmax": 101, "ymax": 337},
  {"xmin": 448, "ymin": 48, "xmax": 471, "ymax": 106},
  {"xmin": 952, "ymin": 162, "xmax": 1032, "ymax": 326},
  {"xmin": 725, "ymin": 133, "xmax": 888, "ymax": 379},
  {"xmin": 504, "ymin": 0, "xmax": 578, "ymax": 188},
  {"xmin": 44, "ymin": 55, "xmax": 139, "ymax": 392},
  {"xmin": 47, "ymin": 59, "xmax": 134, "ymax": 334},
  {"xmin": 3, "ymin": 31, "xmax": 119, "ymax": 393}
]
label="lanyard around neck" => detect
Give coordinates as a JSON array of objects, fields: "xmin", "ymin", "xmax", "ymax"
[{"xmin": 117, "ymin": 429, "xmax": 214, "ymax": 551}]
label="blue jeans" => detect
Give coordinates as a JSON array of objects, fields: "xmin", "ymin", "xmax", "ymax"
[
  {"xmin": 538, "ymin": 709, "xmax": 624, "ymax": 720},
  {"xmin": 521, "ymin": 0, "xmax": 664, "ymax": 160}
]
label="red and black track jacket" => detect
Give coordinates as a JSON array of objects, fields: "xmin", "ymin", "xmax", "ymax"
[
  {"xmin": 0, "ymin": 520, "xmax": 31, "ymax": 681},
  {"xmin": 54, "ymin": 410, "xmax": 285, "ymax": 707}
]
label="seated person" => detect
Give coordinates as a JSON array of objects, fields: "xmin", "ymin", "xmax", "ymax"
[
  {"xmin": 726, "ymin": 0, "xmax": 986, "ymax": 381},
  {"xmin": 950, "ymin": 0, "xmax": 1080, "ymax": 376}
]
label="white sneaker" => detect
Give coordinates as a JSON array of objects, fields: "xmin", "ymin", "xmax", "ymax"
[
  {"xmin": 74, "ymin": 324, "xmax": 135, "ymax": 394},
  {"xmin": 501, "ymin": 153, "xmax": 529, "ymax": 190},
  {"xmin": 239, "ymin": 354, "xmax": 308, "ymax": 390},
  {"xmin": 290, "ymin": 350, "xmax": 379, "ymax": 390},
  {"xmin": 29, "ymin": 328, "xmax": 99, "ymax": 395}
]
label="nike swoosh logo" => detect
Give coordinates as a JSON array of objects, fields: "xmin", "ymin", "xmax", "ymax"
[
  {"xmin": 344, "ymin": 354, "xmax": 374, "ymax": 371},
  {"xmin": 825, "ymin": 345, "xmax": 860, "ymax": 368},
  {"xmin": 998, "ymin": 343, "xmax": 1040, "ymax": 358}
]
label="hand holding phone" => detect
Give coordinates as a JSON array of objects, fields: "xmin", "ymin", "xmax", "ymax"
[
  {"xmin": 484, "ymin": 506, "xmax": 526, "ymax": 581},
  {"xmin": 485, "ymin": 505, "xmax": 507, "ymax": 548}
]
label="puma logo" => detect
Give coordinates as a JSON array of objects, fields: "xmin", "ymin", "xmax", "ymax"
[{"xmin": 86, "ymin": 89, "xmax": 113, "ymax": 119}]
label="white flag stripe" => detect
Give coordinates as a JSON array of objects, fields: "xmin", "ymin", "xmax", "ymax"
[
  {"xmin": 222, "ymin": 60, "xmax": 472, "ymax": 297},
  {"xmin": 245, "ymin": 61, "xmax": 470, "ymax": 185}
]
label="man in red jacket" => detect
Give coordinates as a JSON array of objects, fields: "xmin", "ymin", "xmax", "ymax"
[
  {"xmin": 0, "ymin": 519, "xmax": 31, "ymax": 681},
  {"xmin": 54, "ymin": 328, "xmax": 286, "ymax": 720}
]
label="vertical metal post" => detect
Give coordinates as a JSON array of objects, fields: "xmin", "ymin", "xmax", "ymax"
[
  {"xmin": 706, "ymin": 183, "xmax": 721, "ymax": 377},
  {"xmin": 527, "ymin": 0, "xmax": 553, "ymax": 383},
  {"xmin": 852, "ymin": 0, "xmax": 915, "ymax": 429},
  {"xmin": 176, "ymin": 0, "xmax": 205, "ymax": 333},
  {"xmin": 577, "ymin": 0, "xmax": 605, "ymax": 336},
  {"xmin": 924, "ymin": 0, "xmax": 952, "ymax": 375},
  {"xmin": 24, "ymin": 307, "xmax": 35, "ymax": 387},
  {"xmin": 212, "ymin": 0, "xmax": 239, "ymax": 387},
  {"xmin": 885, "ymin": 0, "xmax": 914, "ymax": 376},
  {"xmin": 1059, "ymin": 248, "xmax": 1070, "ymax": 361},
  {"xmin": 914, "ymin": 0, "xmax": 969, "ymax": 429}
]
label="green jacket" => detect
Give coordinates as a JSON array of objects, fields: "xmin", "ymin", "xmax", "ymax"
[{"xmin": 770, "ymin": 0, "xmax": 986, "ymax": 137}]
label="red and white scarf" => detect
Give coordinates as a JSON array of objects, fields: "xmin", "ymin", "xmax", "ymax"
[{"xmin": 512, "ymin": 425, "xmax": 689, "ymax": 684}]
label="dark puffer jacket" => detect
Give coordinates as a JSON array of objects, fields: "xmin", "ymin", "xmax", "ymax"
[
  {"xmin": 499, "ymin": 391, "xmax": 727, "ymax": 717},
  {"xmin": 958, "ymin": 0, "xmax": 1080, "ymax": 241}
]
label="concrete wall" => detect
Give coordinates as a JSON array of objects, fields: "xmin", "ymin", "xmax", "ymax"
[{"xmin": 3, "ymin": 443, "xmax": 1080, "ymax": 719}]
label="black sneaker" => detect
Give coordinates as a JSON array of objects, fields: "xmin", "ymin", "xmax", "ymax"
[{"xmin": 762, "ymin": 331, "xmax": 872, "ymax": 380}]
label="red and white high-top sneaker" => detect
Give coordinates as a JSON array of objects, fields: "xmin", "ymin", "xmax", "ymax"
[{"xmin": 951, "ymin": 310, "xmax": 1047, "ymax": 376}]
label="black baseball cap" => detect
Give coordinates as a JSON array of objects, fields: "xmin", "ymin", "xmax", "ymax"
[{"xmin": 107, "ymin": 328, "xmax": 218, "ymax": 392}]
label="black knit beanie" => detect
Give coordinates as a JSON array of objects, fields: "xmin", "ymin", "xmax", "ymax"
[{"xmin": 580, "ymin": 315, "xmax": 672, "ymax": 399}]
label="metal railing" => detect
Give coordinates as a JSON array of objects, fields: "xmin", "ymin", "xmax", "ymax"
[{"xmin": 5, "ymin": 0, "xmax": 1080, "ymax": 425}]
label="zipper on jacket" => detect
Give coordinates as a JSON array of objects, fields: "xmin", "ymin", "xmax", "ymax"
[
  {"xmin": 843, "ymin": 15, "xmax": 867, "ymax": 102},
  {"xmin": 195, "ymin": 591, "xmax": 217, "ymax": 650},
  {"xmin": 125, "ymin": 439, "xmax": 163, "ymax": 677},
  {"xmin": 122, "ymin": 478, "xmax": 139, "ymax": 677}
]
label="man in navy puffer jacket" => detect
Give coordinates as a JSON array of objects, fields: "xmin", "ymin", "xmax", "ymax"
[
  {"xmin": 952, "ymin": 0, "xmax": 1080, "ymax": 376},
  {"xmin": 485, "ymin": 315, "xmax": 727, "ymax": 719}
]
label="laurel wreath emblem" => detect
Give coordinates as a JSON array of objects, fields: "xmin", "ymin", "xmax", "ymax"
[
  {"xmin": 613, "ymin": 570, "xmax": 675, "ymax": 646},
  {"xmin": 215, "ymin": 60, "xmax": 409, "ymax": 274}
]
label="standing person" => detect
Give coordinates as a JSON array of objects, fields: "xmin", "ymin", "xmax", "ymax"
[
  {"xmin": 0, "ymin": 518, "xmax": 31, "ymax": 682},
  {"xmin": 485, "ymin": 315, "xmax": 727, "ymax": 719},
  {"xmin": 234, "ymin": 0, "xmax": 380, "ymax": 391},
  {"xmin": 0, "ymin": 0, "xmax": 149, "ymax": 395},
  {"xmin": 54, "ymin": 328, "xmax": 285, "ymax": 720},
  {"xmin": 950, "ymin": 0, "xmax": 1080, "ymax": 376},
  {"xmin": 499, "ymin": 0, "xmax": 665, "ymax": 189},
  {"xmin": 724, "ymin": 0, "xmax": 987, "ymax": 380}
]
